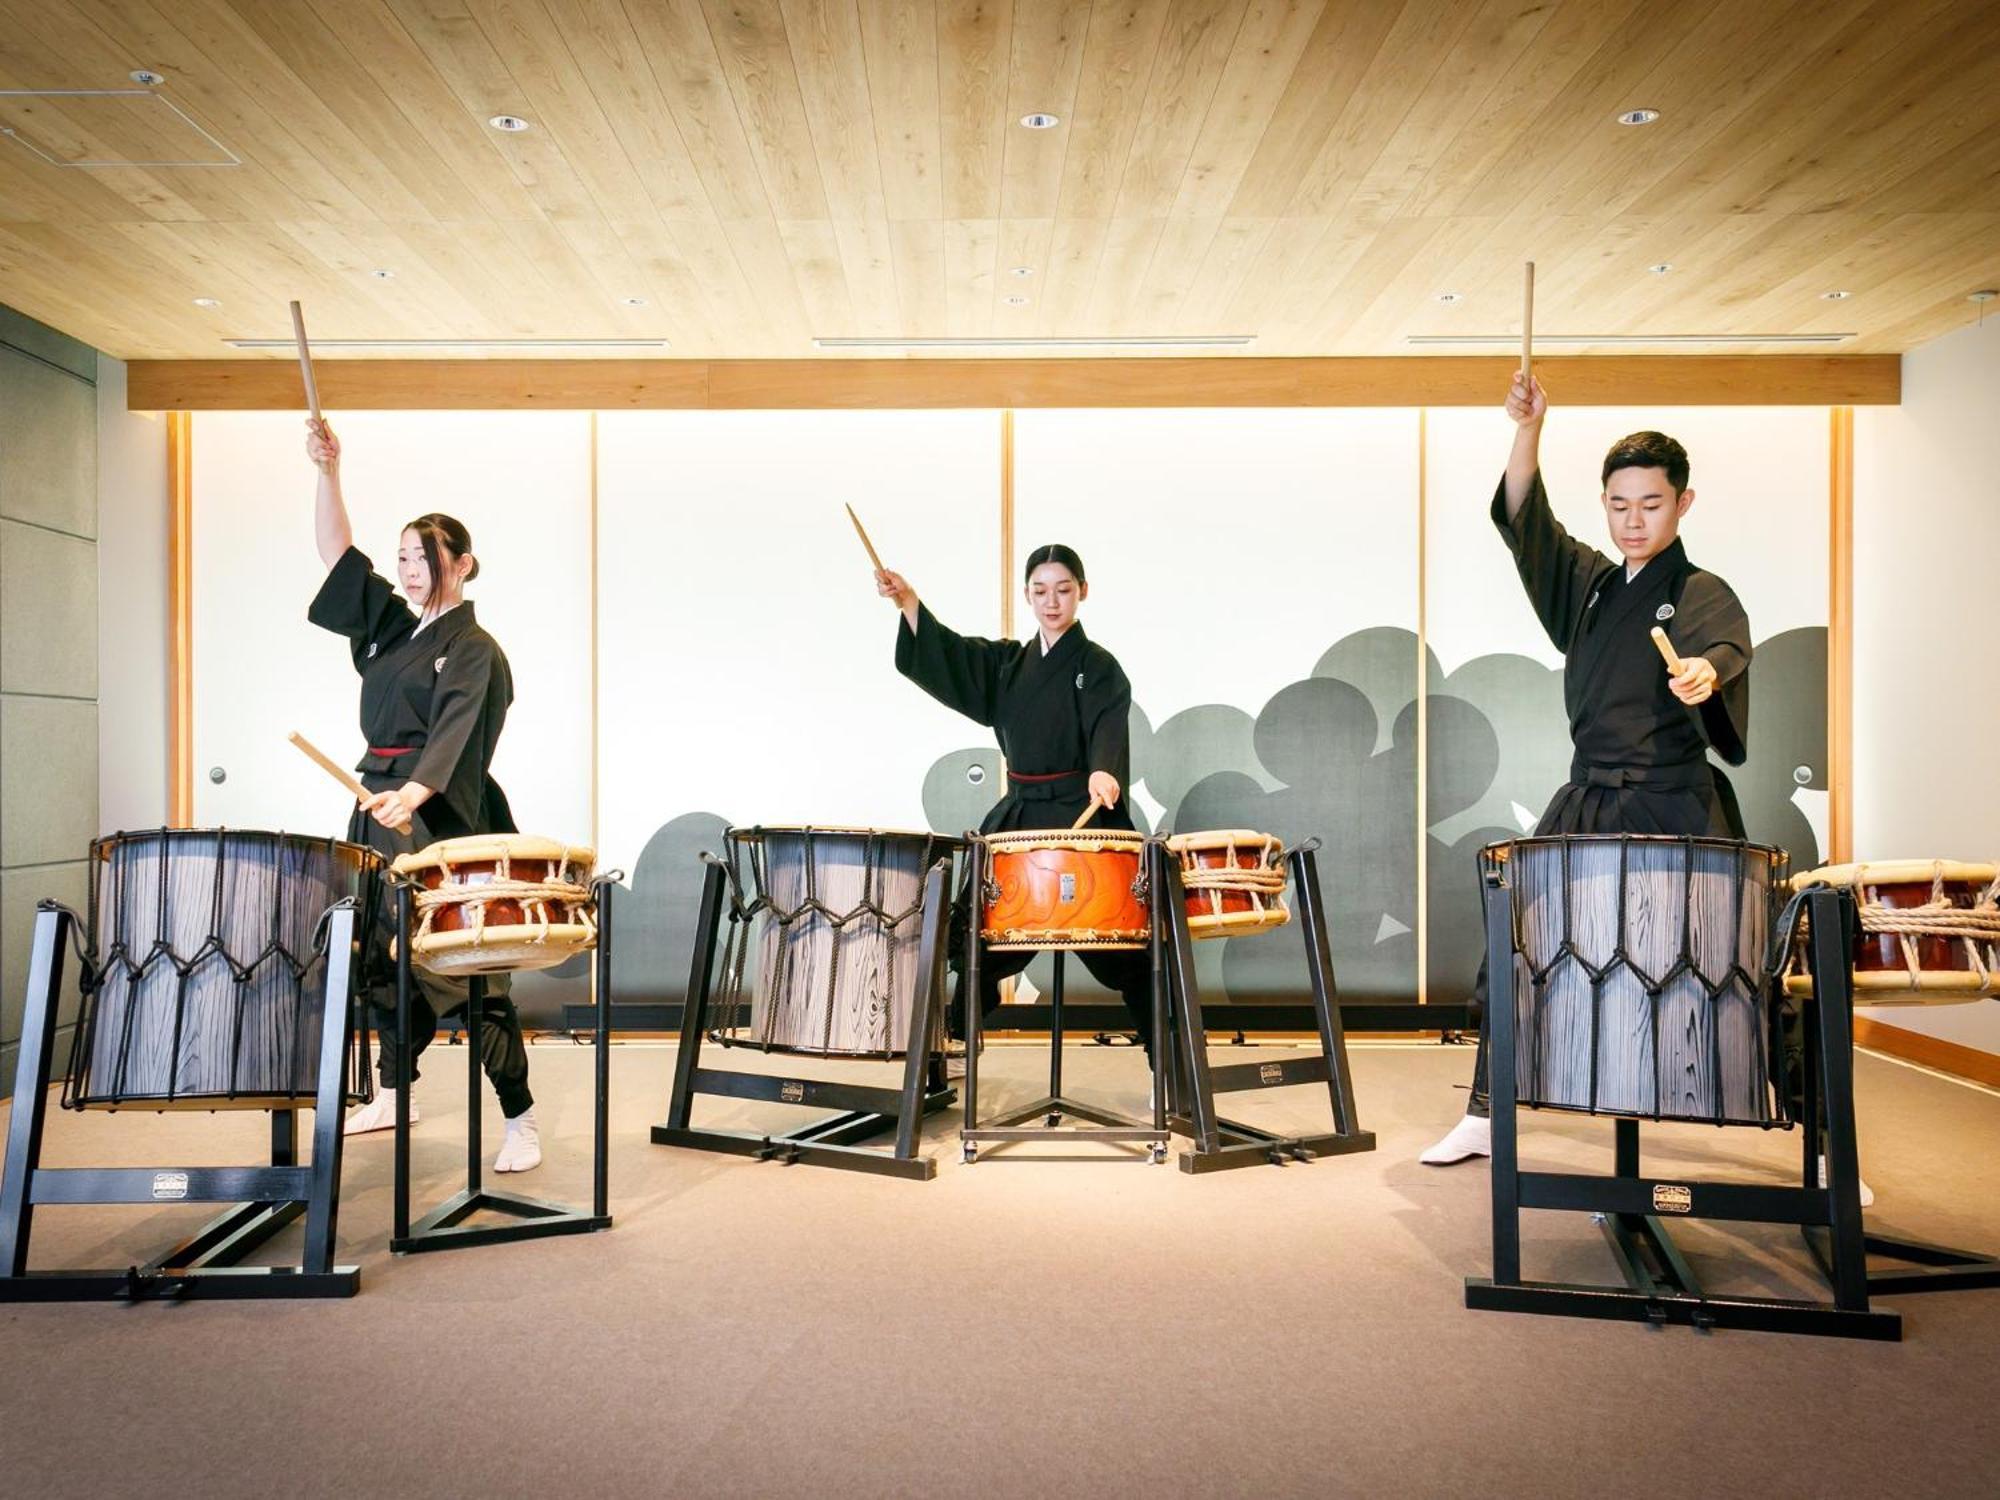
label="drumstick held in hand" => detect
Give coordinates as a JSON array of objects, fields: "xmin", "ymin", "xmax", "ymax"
[
  {"xmin": 1070, "ymin": 795, "xmax": 1105, "ymax": 831},
  {"xmin": 845, "ymin": 504, "xmax": 886, "ymax": 573},
  {"xmin": 1649, "ymin": 626, "xmax": 1686, "ymax": 677},
  {"xmin": 289, "ymin": 730, "xmax": 367, "ymax": 800},
  {"xmin": 1521, "ymin": 260, "xmax": 1535, "ymax": 386},
  {"xmin": 292, "ymin": 299, "xmax": 333, "ymax": 476}
]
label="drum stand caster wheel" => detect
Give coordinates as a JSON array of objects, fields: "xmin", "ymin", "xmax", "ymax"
[
  {"xmin": 1150, "ymin": 1144, "xmax": 1168, "ymax": 1165},
  {"xmin": 962, "ymin": 1143, "xmax": 978, "ymax": 1164}
]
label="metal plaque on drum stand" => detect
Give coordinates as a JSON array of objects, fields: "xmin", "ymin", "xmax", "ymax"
[
  {"xmin": 1160, "ymin": 839, "xmax": 1376, "ymax": 1173},
  {"xmin": 1464, "ymin": 836, "xmax": 1902, "ymax": 1340},
  {"xmin": 387, "ymin": 873, "xmax": 616, "ymax": 1254},
  {"xmin": 654, "ymin": 828, "xmax": 964, "ymax": 1181},
  {"xmin": 0, "ymin": 828, "xmax": 374, "ymax": 1301}
]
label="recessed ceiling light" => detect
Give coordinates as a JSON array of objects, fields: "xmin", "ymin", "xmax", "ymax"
[
  {"xmin": 1617, "ymin": 108, "xmax": 1661, "ymax": 126},
  {"xmin": 1648, "ymin": 263, "xmax": 1673, "ymax": 275},
  {"xmin": 191, "ymin": 296, "xmax": 220, "ymax": 308},
  {"xmin": 1009, "ymin": 266, "xmax": 1035, "ymax": 277},
  {"xmin": 488, "ymin": 115, "xmax": 532, "ymax": 132},
  {"xmin": 1821, "ymin": 289, "xmax": 1852, "ymax": 300},
  {"xmin": 1004, "ymin": 295, "xmax": 1030, "ymax": 306},
  {"xmin": 370, "ymin": 268, "xmax": 396, "ymax": 279},
  {"xmin": 1435, "ymin": 292, "xmax": 1462, "ymax": 304},
  {"xmin": 130, "ymin": 69, "xmax": 165, "ymax": 86},
  {"xmin": 1019, "ymin": 113, "xmax": 1059, "ymax": 130},
  {"xmin": 620, "ymin": 296, "xmax": 648, "ymax": 307}
]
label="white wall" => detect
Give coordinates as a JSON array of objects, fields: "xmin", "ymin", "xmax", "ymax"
[
  {"xmin": 1854, "ymin": 312, "xmax": 2000, "ymax": 1055},
  {"xmin": 596, "ymin": 410, "xmax": 1000, "ymax": 872},
  {"xmin": 95, "ymin": 357, "xmax": 170, "ymax": 833},
  {"xmin": 1014, "ymin": 408, "xmax": 1420, "ymax": 741}
]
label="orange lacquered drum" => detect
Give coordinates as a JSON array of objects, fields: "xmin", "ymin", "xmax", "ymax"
[
  {"xmin": 392, "ymin": 835, "xmax": 597, "ymax": 976},
  {"xmin": 1166, "ymin": 830, "xmax": 1290, "ymax": 940},
  {"xmin": 1785, "ymin": 860, "xmax": 2000, "ymax": 1003},
  {"xmin": 979, "ymin": 830, "xmax": 1150, "ymax": 951}
]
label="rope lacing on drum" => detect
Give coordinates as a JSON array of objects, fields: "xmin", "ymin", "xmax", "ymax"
[
  {"xmin": 1838, "ymin": 863, "xmax": 2000, "ymax": 992},
  {"xmin": 708, "ymin": 829, "xmax": 950, "ymax": 1059},
  {"xmin": 1497, "ymin": 835, "xmax": 1789, "ymax": 1129},
  {"xmin": 406, "ymin": 843, "xmax": 595, "ymax": 954},
  {"xmin": 61, "ymin": 830, "xmax": 379, "ymax": 1112},
  {"xmin": 1174, "ymin": 831, "xmax": 1289, "ymax": 930}
]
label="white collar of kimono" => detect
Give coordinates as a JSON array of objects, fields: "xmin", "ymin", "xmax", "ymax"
[
  {"xmin": 1624, "ymin": 558, "xmax": 1647, "ymax": 582},
  {"xmin": 413, "ymin": 599, "xmax": 463, "ymax": 636},
  {"xmin": 1038, "ymin": 625, "xmax": 1074, "ymax": 655}
]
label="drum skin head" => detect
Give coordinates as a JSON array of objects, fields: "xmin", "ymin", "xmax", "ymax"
[
  {"xmin": 392, "ymin": 833, "xmax": 594, "ymax": 876},
  {"xmin": 1792, "ymin": 859, "xmax": 1999, "ymax": 889}
]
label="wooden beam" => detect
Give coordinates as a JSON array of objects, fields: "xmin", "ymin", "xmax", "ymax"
[
  {"xmin": 127, "ymin": 356, "xmax": 1902, "ymax": 412},
  {"xmin": 1854, "ymin": 1015, "xmax": 2000, "ymax": 1090}
]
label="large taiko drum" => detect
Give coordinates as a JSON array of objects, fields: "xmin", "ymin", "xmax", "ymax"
[
  {"xmin": 391, "ymin": 835, "xmax": 596, "ymax": 976},
  {"xmin": 1785, "ymin": 860, "xmax": 2000, "ymax": 1003},
  {"xmin": 1166, "ymin": 829, "xmax": 1289, "ymax": 940},
  {"xmin": 979, "ymin": 830, "xmax": 1151, "ymax": 951},
  {"xmin": 720, "ymin": 826, "xmax": 963, "ymax": 1057},
  {"xmin": 65, "ymin": 828, "xmax": 380, "ymax": 1110},
  {"xmin": 1487, "ymin": 834, "xmax": 1786, "ymax": 1125}
]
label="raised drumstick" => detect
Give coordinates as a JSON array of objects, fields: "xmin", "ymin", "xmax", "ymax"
[
  {"xmin": 292, "ymin": 299, "xmax": 333, "ymax": 476},
  {"xmin": 1070, "ymin": 794, "xmax": 1105, "ymax": 831},
  {"xmin": 290, "ymin": 300, "xmax": 323, "ymax": 423},
  {"xmin": 1521, "ymin": 260, "xmax": 1535, "ymax": 386},
  {"xmin": 1649, "ymin": 626, "xmax": 1685, "ymax": 677},
  {"xmin": 289, "ymin": 730, "xmax": 367, "ymax": 800},
  {"xmin": 844, "ymin": 503, "xmax": 886, "ymax": 573}
]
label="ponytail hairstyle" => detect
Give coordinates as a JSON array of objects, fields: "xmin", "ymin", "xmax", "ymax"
[
  {"xmin": 1022, "ymin": 543, "xmax": 1086, "ymax": 587},
  {"xmin": 404, "ymin": 512, "xmax": 478, "ymax": 591}
]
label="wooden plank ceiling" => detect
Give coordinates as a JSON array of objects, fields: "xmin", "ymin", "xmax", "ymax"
[{"xmin": 1, "ymin": 0, "xmax": 1996, "ymax": 361}]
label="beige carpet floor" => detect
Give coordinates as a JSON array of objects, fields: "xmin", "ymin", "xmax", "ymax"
[{"xmin": 1, "ymin": 1039, "xmax": 1996, "ymax": 1500}]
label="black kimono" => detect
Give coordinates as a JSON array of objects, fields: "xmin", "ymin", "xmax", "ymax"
[
  {"xmin": 1464, "ymin": 472, "xmax": 1753, "ymax": 1114},
  {"xmin": 1499, "ymin": 472, "xmax": 1750, "ymax": 839},
  {"xmin": 308, "ymin": 546, "xmax": 532, "ymax": 1116},
  {"xmin": 895, "ymin": 604, "xmax": 1153, "ymax": 1052}
]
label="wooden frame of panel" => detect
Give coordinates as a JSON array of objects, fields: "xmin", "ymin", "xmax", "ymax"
[{"xmin": 166, "ymin": 408, "xmax": 193, "ymax": 826}]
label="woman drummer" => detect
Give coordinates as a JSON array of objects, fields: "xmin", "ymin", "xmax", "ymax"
[
  {"xmin": 878, "ymin": 545, "xmax": 1155, "ymax": 1064},
  {"xmin": 302, "ymin": 419, "xmax": 542, "ymax": 1174}
]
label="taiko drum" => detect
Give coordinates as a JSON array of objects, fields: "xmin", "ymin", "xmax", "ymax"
[
  {"xmin": 1165, "ymin": 829, "xmax": 1290, "ymax": 940},
  {"xmin": 1786, "ymin": 860, "xmax": 2000, "ymax": 1003},
  {"xmin": 979, "ymin": 830, "xmax": 1150, "ymax": 951},
  {"xmin": 392, "ymin": 834, "xmax": 597, "ymax": 976}
]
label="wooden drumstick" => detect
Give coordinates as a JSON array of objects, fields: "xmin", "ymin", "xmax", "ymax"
[
  {"xmin": 845, "ymin": 503, "xmax": 886, "ymax": 573},
  {"xmin": 1070, "ymin": 794, "xmax": 1105, "ymax": 831},
  {"xmin": 290, "ymin": 300, "xmax": 323, "ymax": 423},
  {"xmin": 1521, "ymin": 260, "xmax": 1535, "ymax": 387},
  {"xmin": 292, "ymin": 299, "xmax": 334, "ymax": 477},
  {"xmin": 288, "ymin": 730, "xmax": 367, "ymax": 800},
  {"xmin": 1650, "ymin": 626, "xmax": 1686, "ymax": 677}
]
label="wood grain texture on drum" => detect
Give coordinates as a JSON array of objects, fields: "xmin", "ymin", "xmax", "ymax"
[{"xmin": 1508, "ymin": 838, "xmax": 1775, "ymax": 1124}]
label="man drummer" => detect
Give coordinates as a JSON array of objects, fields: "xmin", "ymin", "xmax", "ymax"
[{"xmin": 1421, "ymin": 372, "xmax": 1753, "ymax": 1165}]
